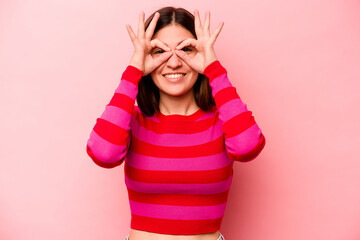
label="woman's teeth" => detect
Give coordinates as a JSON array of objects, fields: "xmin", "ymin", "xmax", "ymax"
[{"xmin": 164, "ymin": 73, "xmax": 186, "ymax": 79}]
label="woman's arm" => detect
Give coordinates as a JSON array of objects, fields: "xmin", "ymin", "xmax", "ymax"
[
  {"xmin": 86, "ymin": 11, "xmax": 173, "ymax": 168},
  {"xmin": 204, "ymin": 60, "xmax": 266, "ymax": 162},
  {"xmin": 86, "ymin": 66, "xmax": 142, "ymax": 168},
  {"xmin": 175, "ymin": 9, "xmax": 265, "ymax": 161}
]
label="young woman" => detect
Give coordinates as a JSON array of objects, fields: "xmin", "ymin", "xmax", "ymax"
[{"xmin": 86, "ymin": 6, "xmax": 266, "ymax": 240}]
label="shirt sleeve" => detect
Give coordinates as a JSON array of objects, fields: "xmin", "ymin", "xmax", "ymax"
[
  {"xmin": 86, "ymin": 65, "xmax": 143, "ymax": 168},
  {"xmin": 204, "ymin": 60, "xmax": 266, "ymax": 162}
]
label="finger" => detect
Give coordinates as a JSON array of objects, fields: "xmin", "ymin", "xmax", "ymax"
[
  {"xmin": 145, "ymin": 12, "xmax": 160, "ymax": 39},
  {"xmin": 176, "ymin": 38, "xmax": 197, "ymax": 50},
  {"xmin": 153, "ymin": 51, "xmax": 173, "ymax": 67},
  {"xmin": 126, "ymin": 24, "xmax": 136, "ymax": 42},
  {"xmin": 203, "ymin": 11, "xmax": 210, "ymax": 36},
  {"xmin": 137, "ymin": 11, "xmax": 145, "ymax": 38},
  {"xmin": 174, "ymin": 49, "xmax": 192, "ymax": 64},
  {"xmin": 150, "ymin": 39, "xmax": 171, "ymax": 51},
  {"xmin": 194, "ymin": 9, "xmax": 203, "ymax": 38},
  {"xmin": 210, "ymin": 22, "xmax": 224, "ymax": 44}
]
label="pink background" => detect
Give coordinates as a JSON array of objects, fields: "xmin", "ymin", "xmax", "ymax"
[{"xmin": 1, "ymin": 0, "xmax": 360, "ymax": 239}]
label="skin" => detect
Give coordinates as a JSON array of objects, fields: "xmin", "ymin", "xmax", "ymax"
[
  {"xmin": 149, "ymin": 24, "xmax": 201, "ymax": 115},
  {"xmin": 126, "ymin": 9, "xmax": 225, "ymax": 240}
]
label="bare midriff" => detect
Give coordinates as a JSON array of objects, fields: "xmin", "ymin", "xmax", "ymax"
[{"xmin": 128, "ymin": 229, "xmax": 220, "ymax": 240}]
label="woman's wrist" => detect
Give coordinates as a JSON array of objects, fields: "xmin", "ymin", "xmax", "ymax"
[
  {"xmin": 129, "ymin": 63, "xmax": 143, "ymax": 73},
  {"xmin": 129, "ymin": 54, "xmax": 144, "ymax": 74},
  {"xmin": 129, "ymin": 57, "xmax": 144, "ymax": 72},
  {"xmin": 204, "ymin": 50, "xmax": 218, "ymax": 70}
]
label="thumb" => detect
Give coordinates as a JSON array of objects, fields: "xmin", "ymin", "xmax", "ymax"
[
  {"xmin": 152, "ymin": 51, "xmax": 173, "ymax": 69},
  {"xmin": 174, "ymin": 50, "xmax": 191, "ymax": 64},
  {"xmin": 175, "ymin": 50, "xmax": 203, "ymax": 73}
]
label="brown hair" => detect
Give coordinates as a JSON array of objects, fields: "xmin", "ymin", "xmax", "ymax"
[{"xmin": 137, "ymin": 6, "xmax": 215, "ymax": 116}]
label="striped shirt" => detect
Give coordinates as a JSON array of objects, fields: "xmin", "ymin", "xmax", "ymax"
[{"xmin": 86, "ymin": 60, "xmax": 266, "ymax": 235}]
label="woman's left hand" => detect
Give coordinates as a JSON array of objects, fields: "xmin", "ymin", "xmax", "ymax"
[{"xmin": 174, "ymin": 10, "xmax": 224, "ymax": 74}]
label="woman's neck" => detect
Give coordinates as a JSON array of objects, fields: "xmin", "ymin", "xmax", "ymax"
[{"xmin": 158, "ymin": 90, "xmax": 199, "ymax": 116}]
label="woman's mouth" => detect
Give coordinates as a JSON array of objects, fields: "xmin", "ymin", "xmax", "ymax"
[{"xmin": 163, "ymin": 73, "xmax": 187, "ymax": 82}]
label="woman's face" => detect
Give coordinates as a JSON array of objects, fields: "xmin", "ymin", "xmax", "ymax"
[{"xmin": 150, "ymin": 24, "xmax": 199, "ymax": 99}]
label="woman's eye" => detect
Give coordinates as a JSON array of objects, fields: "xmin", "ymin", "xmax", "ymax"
[
  {"xmin": 154, "ymin": 49, "xmax": 165, "ymax": 54},
  {"xmin": 182, "ymin": 47, "xmax": 192, "ymax": 52}
]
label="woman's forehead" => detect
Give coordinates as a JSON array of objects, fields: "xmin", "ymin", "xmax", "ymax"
[{"xmin": 152, "ymin": 24, "xmax": 195, "ymax": 46}]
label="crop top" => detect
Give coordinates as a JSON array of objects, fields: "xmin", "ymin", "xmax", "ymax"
[{"xmin": 86, "ymin": 60, "xmax": 266, "ymax": 235}]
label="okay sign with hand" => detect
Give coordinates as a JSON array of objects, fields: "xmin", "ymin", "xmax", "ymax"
[{"xmin": 174, "ymin": 9, "xmax": 224, "ymax": 74}]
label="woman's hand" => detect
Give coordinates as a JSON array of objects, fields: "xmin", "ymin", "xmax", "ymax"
[
  {"xmin": 174, "ymin": 10, "xmax": 224, "ymax": 74},
  {"xmin": 126, "ymin": 11, "xmax": 173, "ymax": 76}
]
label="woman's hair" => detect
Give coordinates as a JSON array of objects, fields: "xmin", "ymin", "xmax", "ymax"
[{"xmin": 137, "ymin": 6, "xmax": 216, "ymax": 116}]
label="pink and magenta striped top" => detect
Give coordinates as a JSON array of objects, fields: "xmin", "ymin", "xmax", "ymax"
[{"xmin": 86, "ymin": 60, "xmax": 266, "ymax": 235}]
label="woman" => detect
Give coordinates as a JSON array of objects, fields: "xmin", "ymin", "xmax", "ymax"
[{"xmin": 86, "ymin": 6, "xmax": 266, "ymax": 240}]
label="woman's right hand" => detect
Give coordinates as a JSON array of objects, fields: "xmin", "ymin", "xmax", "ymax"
[{"xmin": 126, "ymin": 11, "xmax": 173, "ymax": 76}]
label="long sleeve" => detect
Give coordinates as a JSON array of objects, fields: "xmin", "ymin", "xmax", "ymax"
[
  {"xmin": 204, "ymin": 60, "xmax": 266, "ymax": 162},
  {"xmin": 86, "ymin": 65, "xmax": 143, "ymax": 168}
]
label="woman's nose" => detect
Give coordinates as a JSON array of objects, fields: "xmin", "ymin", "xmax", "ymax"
[{"xmin": 166, "ymin": 50, "xmax": 182, "ymax": 68}]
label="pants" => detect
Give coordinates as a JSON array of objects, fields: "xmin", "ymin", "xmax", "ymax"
[{"xmin": 124, "ymin": 232, "xmax": 225, "ymax": 240}]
